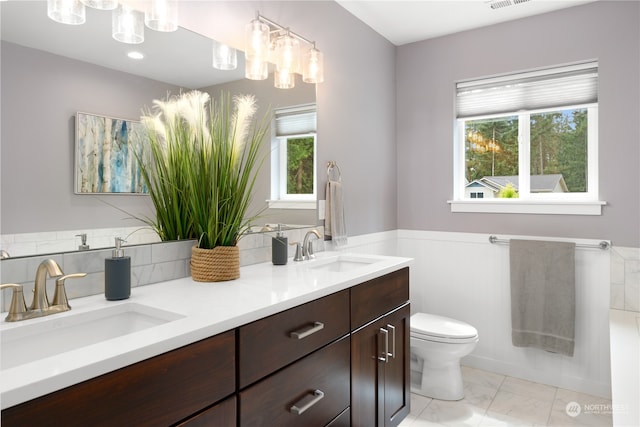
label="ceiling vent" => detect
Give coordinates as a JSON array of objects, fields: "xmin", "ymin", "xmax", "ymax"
[{"xmin": 488, "ymin": 0, "xmax": 531, "ymax": 10}]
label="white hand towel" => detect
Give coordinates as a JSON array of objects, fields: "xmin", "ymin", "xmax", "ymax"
[{"xmin": 325, "ymin": 180, "xmax": 347, "ymax": 246}]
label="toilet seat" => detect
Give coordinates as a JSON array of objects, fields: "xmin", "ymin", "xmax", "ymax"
[{"xmin": 411, "ymin": 313, "xmax": 478, "ymax": 344}]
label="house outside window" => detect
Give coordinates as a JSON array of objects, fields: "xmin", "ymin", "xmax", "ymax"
[
  {"xmin": 451, "ymin": 61, "xmax": 604, "ymax": 215},
  {"xmin": 269, "ymin": 104, "xmax": 317, "ymax": 209}
]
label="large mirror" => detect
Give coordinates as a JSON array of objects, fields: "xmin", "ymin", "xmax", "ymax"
[{"xmin": 0, "ymin": 1, "xmax": 317, "ymax": 258}]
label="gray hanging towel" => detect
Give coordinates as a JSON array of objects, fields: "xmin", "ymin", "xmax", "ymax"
[
  {"xmin": 325, "ymin": 179, "xmax": 347, "ymax": 246},
  {"xmin": 509, "ymin": 239, "xmax": 576, "ymax": 356}
]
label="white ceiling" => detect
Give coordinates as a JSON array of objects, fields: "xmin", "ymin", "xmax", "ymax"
[{"xmin": 335, "ymin": 0, "xmax": 598, "ymax": 46}]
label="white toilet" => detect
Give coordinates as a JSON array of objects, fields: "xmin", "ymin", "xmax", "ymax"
[{"xmin": 410, "ymin": 312, "xmax": 479, "ymax": 401}]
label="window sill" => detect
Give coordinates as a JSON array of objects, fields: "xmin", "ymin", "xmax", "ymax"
[
  {"xmin": 267, "ymin": 199, "xmax": 316, "ymax": 210},
  {"xmin": 448, "ymin": 199, "xmax": 606, "ymax": 215}
]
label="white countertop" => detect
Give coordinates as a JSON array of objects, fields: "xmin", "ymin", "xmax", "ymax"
[
  {"xmin": 0, "ymin": 252, "xmax": 412, "ymax": 410},
  {"xmin": 609, "ymin": 309, "xmax": 640, "ymax": 427}
]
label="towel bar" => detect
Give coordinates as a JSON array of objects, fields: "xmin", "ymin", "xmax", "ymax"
[{"xmin": 489, "ymin": 235, "xmax": 610, "ymax": 250}]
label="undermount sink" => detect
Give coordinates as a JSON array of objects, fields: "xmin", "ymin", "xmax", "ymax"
[
  {"xmin": 306, "ymin": 255, "xmax": 379, "ymax": 273},
  {"xmin": 1, "ymin": 303, "xmax": 183, "ymax": 370}
]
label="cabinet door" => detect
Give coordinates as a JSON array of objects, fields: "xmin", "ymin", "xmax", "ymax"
[
  {"xmin": 382, "ymin": 303, "xmax": 410, "ymax": 427},
  {"xmin": 351, "ymin": 317, "xmax": 386, "ymax": 427},
  {"xmin": 351, "ymin": 303, "xmax": 410, "ymax": 427}
]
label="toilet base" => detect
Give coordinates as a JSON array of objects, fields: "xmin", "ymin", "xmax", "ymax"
[{"xmin": 410, "ymin": 359, "xmax": 465, "ymax": 401}]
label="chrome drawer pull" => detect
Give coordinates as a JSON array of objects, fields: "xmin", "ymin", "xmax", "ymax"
[
  {"xmin": 387, "ymin": 324, "xmax": 396, "ymax": 359},
  {"xmin": 290, "ymin": 389, "xmax": 325, "ymax": 415},
  {"xmin": 379, "ymin": 327, "xmax": 389, "ymax": 363},
  {"xmin": 290, "ymin": 321, "xmax": 324, "ymax": 339}
]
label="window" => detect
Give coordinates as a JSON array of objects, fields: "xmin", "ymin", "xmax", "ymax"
[
  {"xmin": 451, "ymin": 62, "xmax": 604, "ymax": 215},
  {"xmin": 269, "ymin": 104, "xmax": 317, "ymax": 209}
]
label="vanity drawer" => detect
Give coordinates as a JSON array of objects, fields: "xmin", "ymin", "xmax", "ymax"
[
  {"xmin": 1, "ymin": 330, "xmax": 236, "ymax": 427},
  {"xmin": 239, "ymin": 336, "xmax": 350, "ymax": 427},
  {"xmin": 238, "ymin": 289, "xmax": 349, "ymax": 388},
  {"xmin": 351, "ymin": 267, "xmax": 409, "ymax": 330}
]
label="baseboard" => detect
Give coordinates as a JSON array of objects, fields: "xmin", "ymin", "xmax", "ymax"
[{"xmin": 462, "ymin": 355, "xmax": 612, "ymax": 399}]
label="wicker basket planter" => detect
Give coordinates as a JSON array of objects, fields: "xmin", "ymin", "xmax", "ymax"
[{"xmin": 190, "ymin": 245, "xmax": 240, "ymax": 282}]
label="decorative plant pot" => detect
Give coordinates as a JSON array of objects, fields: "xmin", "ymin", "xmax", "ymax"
[{"xmin": 190, "ymin": 245, "xmax": 240, "ymax": 282}]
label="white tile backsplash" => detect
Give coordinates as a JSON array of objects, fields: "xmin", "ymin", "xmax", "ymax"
[
  {"xmin": 610, "ymin": 246, "xmax": 640, "ymax": 312},
  {"xmin": 0, "ymin": 227, "xmax": 323, "ymax": 312},
  {"xmin": 1, "ymin": 226, "xmax": 162, "ymax": 258}
]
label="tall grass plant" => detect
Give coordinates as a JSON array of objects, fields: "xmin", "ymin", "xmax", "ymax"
[{"xmin": 136, "ymin": 90, "xmax": 269, "ymax": 249}]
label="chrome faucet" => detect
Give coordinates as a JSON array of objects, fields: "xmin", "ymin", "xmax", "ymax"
[
  {"xmin": 302, "ymin": 230, "xmax": 322, "ymax": 260},
  {"xmin": 1, "ymin": 259, "xmax": 86, "ymax": 322}
]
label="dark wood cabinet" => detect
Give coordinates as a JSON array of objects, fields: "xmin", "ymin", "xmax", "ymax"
[
  {"xmin": 381, "ymin": 304, "xmax": 411, "ymax": 427},
  {"xmin": 351, "ymin": 268, "xmax": 411, "ymax": 427},
  {"xmin": 239, "ymin": 336, "xmax": 350, "ymax": 427},
  {"xmin": 238, "ymin": 289, "xmax": 349, "ymax": 388},
  {"xmin": 177, "ymin": 396, "xmax": 236, "ymax": 427},
  {"xmin": 327, "ymin": 408, "xmax": 351, "ymax": 427},
  {"xmin": 2, "ymin": 268, "xmax": 410, "ymax": 427},
  {"xmin": 351, "ymin": 268, "xmax": 410, "ymax": 330},
  {"xmin": 1, "ymin": 330, "xmax": 236, "ymax": 427}
]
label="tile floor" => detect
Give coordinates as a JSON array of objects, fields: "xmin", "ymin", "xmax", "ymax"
[{"xmin": 400, "ymin": 366, "xmax": 613, "ymax": 427}]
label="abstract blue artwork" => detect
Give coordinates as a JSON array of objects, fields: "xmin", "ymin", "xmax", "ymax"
[{"xmin": 75, "ymin": 112, "xmax": 148, "ymax": 194}]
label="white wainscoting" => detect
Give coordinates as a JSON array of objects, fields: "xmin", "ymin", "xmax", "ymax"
[{"xmin": 393, "ymin": 230, "xmax": 612, "ymax": 398}]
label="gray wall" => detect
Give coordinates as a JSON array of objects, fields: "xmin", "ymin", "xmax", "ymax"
[
  {"xmin": 180, "ymin": 1, "xmax": 399, "ymax": 239},
  {"xmin": 396, "ymin": 1, "xmax": 640, "ymax": 247},
  {"xmin": 6, "ymin": 2, "xmax": 631, "ymax": 246},
  {"xmin": 1, "ymin": 41, "xmax": 178, "ymax": 234}
]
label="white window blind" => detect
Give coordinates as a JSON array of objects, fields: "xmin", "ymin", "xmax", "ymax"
[
  {"xmin": 456, "ymin": 62, "xmax": 598, "ymax": 118},
  {"xmin": 275, "ymin": 104, "xmax": 317, "ymax": 136}
]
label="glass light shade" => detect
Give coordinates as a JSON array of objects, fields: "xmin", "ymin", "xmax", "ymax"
[
  {"xmin": 245, "ymin": 56, "xmax": 268, "ymax": 80},
  {"xmin": 81, "ymin": 0, "xmax": 117, "ymax": 10},
  {"xmin": 274, "ymin": 68, "xmax": 295, "ymax": 89},
  {"xmin": 112, "ymin": 5, "xmax": 144, "ymax": 44},
  {"xmin": 47, "ymin": 0, "xmax": 86, "ymax": 25},
  {"xmin": 145, "ymin": 0, "xmax": 178, "ymax": 32},
  {"xmin": 212, "ymin": 41, "xmax": 237, "ymax": 71},
  {"xmin": 274, "ymin": 34, "xmax": 300, "ymax": 74},
  {"xmin": 244, "ymin": 19, "xmax": 270, "ymax": 62},
  {"xmin": 303, "ymin": 47, "xmax": 324, "ymax": 84}
]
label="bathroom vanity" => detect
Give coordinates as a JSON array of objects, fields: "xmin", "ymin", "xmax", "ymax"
[{"xmin": 0, "ymin": 252, "xmax": 411, "ymax": 426}]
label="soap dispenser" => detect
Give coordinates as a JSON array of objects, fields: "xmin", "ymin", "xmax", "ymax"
[
  {"xmin": 272, "ymin": 224, "xmax": 288, "ymax": 265},
  {"xmin": 105, "ymin": 237, "xmax": 131, "ymax": 300},
  {"xmin": 76, "ymin": 233, "xmax": 90, "ymax": 251}
]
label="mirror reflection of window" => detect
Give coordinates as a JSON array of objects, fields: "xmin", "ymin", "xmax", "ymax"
[{"xmin": 270, "ymin": 104, "xmax": 317, "ymax": 208}]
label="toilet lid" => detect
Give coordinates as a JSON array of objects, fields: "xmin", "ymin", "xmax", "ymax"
[{"xmin": 410, "ymin": 313, "xmax": 478, "ymax": 340}]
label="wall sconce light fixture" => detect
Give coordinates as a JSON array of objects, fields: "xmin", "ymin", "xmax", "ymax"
[
  {"xmin": 47, "ymin": 0, "xmax": 86, "ymax": 25},
  {"xmin": 144, "ymin": 0, "xmax": 178, "ymax": 32},
  {"xmin": 112, "ymin": 4, "xmax": 144, "ymax": 44},
  {"xmin": 244, "ymin": 13, "xmax": 324, "ymax": 88},
  {"xmin": 47, "ymin": 0, "xmax": 178, "ymax": 44},
  {"xmin": 213, "ymin": 40, "xmax": 238, "ymax": 71}
]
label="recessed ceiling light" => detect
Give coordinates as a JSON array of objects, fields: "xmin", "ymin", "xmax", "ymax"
[{"xmin": 127, "ymin": 51, "xmax": 144, "ymax": 60}]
